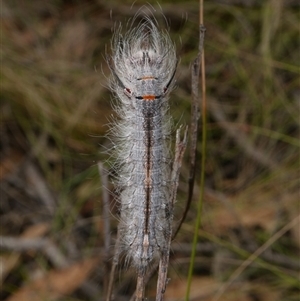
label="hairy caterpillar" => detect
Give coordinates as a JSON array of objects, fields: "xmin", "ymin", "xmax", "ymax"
[{"xmin": 108, "ymin": 16, "xmax": 177, "ymax": 272}]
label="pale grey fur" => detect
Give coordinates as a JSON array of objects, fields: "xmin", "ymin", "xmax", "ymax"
[{"xmin": 109, "ymin": 17, "xmax": 177, "ymax": 272}]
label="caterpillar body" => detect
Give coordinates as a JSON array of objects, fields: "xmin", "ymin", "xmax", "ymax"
[{"xmin": 109, "ymin": 17, "xmax": 177, "ymax": 271}]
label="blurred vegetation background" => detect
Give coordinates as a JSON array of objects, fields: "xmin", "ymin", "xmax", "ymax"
[{"xmin": 1, "ymin": 0, "xmax": 299, "ymax": 300}]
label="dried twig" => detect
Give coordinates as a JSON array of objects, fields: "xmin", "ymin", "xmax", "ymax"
[
  {"xmin": 156, "ymin": 126, "xmax": 188, "ymax": 301},
  {"xmin": 98, "ymin": 162, "xmax": 111, "ymax": 296},
  {"xmin": 129, "ymin": 264, "xmax": 157, "ymax": 301},
  {"xmin": 105, "ymin": 231, "xmax": 120, "ymax": 301},
  {"xmin": 173, "ymin": 25, "xmax": 206, "ymax": 239},
  {"xmin": 135, "ymin": 269, "xmax": 146, "ymax": 301}
]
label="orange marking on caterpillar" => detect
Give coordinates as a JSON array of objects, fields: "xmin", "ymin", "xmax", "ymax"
[
  {"xmin": 141, "ymin": 76, "xmax": 155, "ymax": 80},
  {"xmin": 142, "ymin": 95, "xmax": 156, "ymax": 100}
]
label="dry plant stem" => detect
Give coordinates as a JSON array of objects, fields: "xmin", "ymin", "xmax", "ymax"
[
  {"xmin": 156, "ymin": 126, "xmax": 188, "ymax": 301},
  {"xmin": 105, "ymin": 231, "xmax": 120, "ymax": 301},
  {"xmin": 135, "ymin": 269, "xmax": 146, "ymax": 301},
  {"xmin": 97, "ymin": 162, "xmax": 111, "ymax": 297},
  {"xmin": 173, "ymin": 25, "xmax": 206, "ymax": 239},
  {"xmin": 129, "ymin": 264, "xmax": 157, "ymax": 301},
  {"xmin": 185, "ymin": 0, "xmax": 206, "ymax": 297},
  {"xmin": 97, "ymin": 162, "xmax": 111, "ymax": 253}
]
